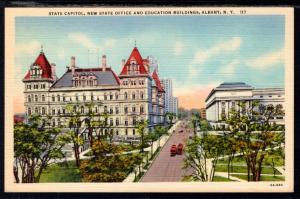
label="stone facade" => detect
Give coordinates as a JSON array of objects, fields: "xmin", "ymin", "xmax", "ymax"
[
  {"xmin": 205, "ymin": 82, "xmax": 285, "ymax": 127},
  {"xmin": 23, "ymin": 47, "xmax": 165, "ymax": 137}
]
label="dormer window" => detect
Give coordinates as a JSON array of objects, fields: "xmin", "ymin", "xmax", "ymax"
[{"xmin": 30, "ymin": 65, "xmax": 42, "ymax": 78}]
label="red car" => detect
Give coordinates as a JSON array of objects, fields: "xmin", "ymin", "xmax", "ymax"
[
  {"xmin": 170, "ymin": 144, "xmax": 177, "ymax": 156},
  {"xmin": 177, "ymin": 143, "xmax": 184, "ymax": 155}
]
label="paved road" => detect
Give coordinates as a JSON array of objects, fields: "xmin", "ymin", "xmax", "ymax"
[{"xmin": 141, "ymin": 121, "xmax": 193, "ymax": 182}]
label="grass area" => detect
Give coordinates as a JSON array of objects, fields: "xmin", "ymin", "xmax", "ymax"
[
  {"xmin": 231, "ymin": 174, "xmax": 285, "ymax": 181},
  {"xmin": 215, "ymin": 165, "xmax": 281, "ymax": 175},
  {"xmin": 213, "ymin": 176, "xmax": 236, "ymax": 182},
  {"xmin": 39, "ymin": 161, "xmax": 82, "ymax": 182},
  {"xmin": 181, "ymin": 175, "xmax": 235, "ymax": 182},
  {"xmin": 218, "ymin": 155, "xmax": 284, "ymax": 167}
]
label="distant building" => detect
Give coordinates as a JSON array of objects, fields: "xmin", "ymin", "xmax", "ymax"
[
  {"xmin": 161, "ymin": 78, "xmax": 178, "ymax": 116},
  {"xmin": 200, "ymin": 108, "xmax": 206, "ymax": 120},
  {"xmin": 205, "ymin": 82, "xmax": 284, "ymax": 127}
]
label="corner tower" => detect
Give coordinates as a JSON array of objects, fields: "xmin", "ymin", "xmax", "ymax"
[{"xmin": 23, "ymin": 48, "xmax": 56, "ymax": 119}]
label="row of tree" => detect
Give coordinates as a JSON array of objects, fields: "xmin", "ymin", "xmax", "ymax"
[
  {"xmin": 14, "ymin": 101, "xmax": 174, "ymax": 183},
  {"xmin": 184, "ymin": 101, "xmax": 285, "ymax": 182}
]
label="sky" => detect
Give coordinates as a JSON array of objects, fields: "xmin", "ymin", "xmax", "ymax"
[{"xmin": 14, "ymin": 15, "xmax": 285, "ymax": 113}]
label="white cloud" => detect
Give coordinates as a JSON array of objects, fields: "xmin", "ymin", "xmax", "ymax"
[
  {"xmin": 16, "ymin": 40, "xmax": 41, "ymax": 56},
  {"xmin": 191, "ymin": 37, "xmax": 242, "ymax": 65},
  {"xmin": 103, "ymin": 39, "xmax": 117, "ymax": 48},
  {"xmin": 68, "ymin": 32, "xmax": 97, "ymax": 49},
  {"xmin": 220, "ymin": 59, "xmax": 240, "ymax": 74},
  {"xmin": 174, "ymin": 42, "xmax": 184, "ymax": 56},
  {"xmin": 246, "ymin": 48, "xmax": 284, "ymax": 69},
  {"xmin": 189, "ymin": 37, "xmax": 242, "ymax": 77}
]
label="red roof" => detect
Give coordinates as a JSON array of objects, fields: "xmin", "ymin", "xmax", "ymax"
[
  {"xmin": 24, "ymin": 52, "xmax": 53, "ymax": 80},
  {"xmin": 120, "ymin": 47, "xmax": 148, "ymax": 76},
  {"xmin": 152, "ymin": 69, "xmax": 164, "ymax": 92}
]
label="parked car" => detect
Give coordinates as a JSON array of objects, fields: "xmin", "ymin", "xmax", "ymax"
[
  {"xmin": 177, "ymin": 143, "xmax": 183, "ymax": 155},
  {"xmin": 170, "ymin": 144, "xmax": 177, "ymax": 156}
]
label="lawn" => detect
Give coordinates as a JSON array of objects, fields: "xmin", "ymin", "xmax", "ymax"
[
  {"xmin": 217, "ymin": 154, "xmax": 284, "ymax": 167},
  {"xmin": 231, "ymin": 174, "xmax": 285, "ymax": 181},
  {"xmin": 39, "ymin": 161, "xmax": 82, "ymax": 182},
  {"xmin": 215, "ymin": 164, "xmax": 281, "ymax": 175},
  {"xmin": 213, "ymin": 176, "xmax": 236, "ymax": 182}
]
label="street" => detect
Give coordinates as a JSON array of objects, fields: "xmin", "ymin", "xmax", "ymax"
[{"xmin": 140, "ymin": 121, "xmax": 193, "ymax": 182}]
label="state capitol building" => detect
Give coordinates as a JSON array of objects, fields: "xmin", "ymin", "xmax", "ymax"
[{"xmin": 23, "ymin": 47, "xmax": 165, "ymax": 137}]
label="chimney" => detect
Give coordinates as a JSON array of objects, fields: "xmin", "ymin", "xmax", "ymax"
[
  {"xmin": 51, "ymin": 63, "xmax": 57, "ymax": 81},
  {"xmin": 102, "ymin": 55, "xmax": 107, "ymax": 71},
  {"xmin": 121, "ymin": 59, "xmax": 126, "ymax": 67},
  {"xmin": 70, "ymin": 56, "xmax": 76, "ymax": 75}
]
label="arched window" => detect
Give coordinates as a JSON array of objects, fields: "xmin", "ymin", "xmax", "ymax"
[
  {"xmin": 28, "ymin": 108, "xmax": 31, "ymax": 115},
  {"xmin": 116, "ymin": 130, "xmax": 119, "ymax": 135},
  {"xmin": 140, "ymin": 105, "xmax": 144, "ymax": 114},
  {"xmin": 52, "ymin": 119, "xmax": 55, "ymax": 127},
  {"xmin": 81, "ymin": 106, "xmax": 84, "ymax": 114},
  {"xmin": 115, "ymin": 107, "xmax": 119, "ymax": 114},
  {"xmin": 125, "ymin": 118, "xmax": 128, "ymax": 126},
  {"xmin": 110, "ymin": 93, "xmax": 113, "ymax": 100},
  {"xmin": 57, "ymin": 95, "xmax": 60, "ymax": 102},
  {"xmin": 132, "ymin": 116, "xmax": 137, "ymax": 125},
  {"xmin": 132, "ymin": 92, "xmax": 136, "ymax": 100},
  {"xmin": 124, "ymin": 106, "xmax": 128, "ymax": 114},
  {"xmin": 110, "ymin": 107, "xmax": 113, "ymax": 114},
  {"xmin": 132, "ymin": 106, "xmax": 136, "ymax": 113},
  {"xmin": 42, "ymin": 107, "xmax": 46, "ymax": 115},
  {"xmin": 110, "ymin": 118, "xmax": 113, "ymax": 126},
  {"xmin": 116, "ymin": 118, "xmax": 119, "ymax": 126},
  {"xmin": 140, "ymin": 92, "xmax": 144, "ymax": 99},
  {"xmin": 115, "ymin": 92, "xmax": 119, "ymax": 100},
  {"xmin": 28, "ymin": 95, "xmax": 31, "ymax": 102},
  {"xmin": 35, "ymin": 107, "xmax": 38, "ymax": 114},
  {"xmin": 124, "ymin": 92, "xmax": 128, "ymax": 100},
  {"xmin": 35, "ymin": 95, "xmax": 38, "ymax": 102},
  {"xmin": 52, "ymin": 95, "xmax": 55, "ymax": 102},
  {"xmin": 42, "ymin": 95, "xmax": 45, "ymax": 102}
]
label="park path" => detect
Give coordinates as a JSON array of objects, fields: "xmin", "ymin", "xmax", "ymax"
[{"xmin": 140, "ymin": 121, "xmax": 193, "ymax": 182}]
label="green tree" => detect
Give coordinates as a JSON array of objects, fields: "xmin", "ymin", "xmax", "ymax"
[
  {"xmin": 225, "ymin": 101, "xmax": 285, "ymax": 181},
  {"xmin": 65, "ymin": 103, "xmax": 85, "ymax": 167},
  {"xmin": 145, "ymin": 131, "xmax": 158, "ymax": 156},
  {"xmin": 183, "ymin": 133, "xmax": 224, "ymax": 182},
  {"xmin": 135, "ymin": 120, "xmax": 148, "ymax": 152},
  {"xmin": 80, "ymin": 140, "xmax": 141, "ymax": 182},
  {"xmin": 154, "ymin": 125, "xmax": 168, "ymax": 148},
  {"xmin": 165, "ymin": 112, "xmax": 176, "ymax": 127},
  {"xmin": 191, "ymin": 113, "xmax": 200, "ymax": 136},
  {"xmin": 14, "ymin": 114, "xmax": 70, "ymax": 183},
  {"xmin": 65, "ymin": 101, "xmax": 106, "ymax": 167}
]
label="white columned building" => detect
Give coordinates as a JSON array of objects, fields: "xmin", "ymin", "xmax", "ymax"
[{"xmin": 205, "ymin": 82, "xmax": 285, "ymax": 127}]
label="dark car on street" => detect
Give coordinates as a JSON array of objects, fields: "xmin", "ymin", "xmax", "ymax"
[
  {"xmin": 170, "ymin": 144, "xmax": 177, "ymax": 156},
  {"xmin": 177, "ymin": 143, "xmax": 183, "ymax": 155}
]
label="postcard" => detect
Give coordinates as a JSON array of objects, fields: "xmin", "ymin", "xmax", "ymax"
[{"xmin": 5, "ymin": 7, "xmax": 294, "ymax": 192}]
